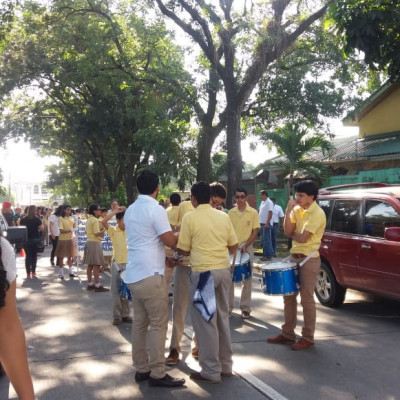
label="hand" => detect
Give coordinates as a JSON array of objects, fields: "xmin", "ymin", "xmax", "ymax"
[{"xmin": 286, "ymin": 199, "xmax": 297, "ymax": 211}]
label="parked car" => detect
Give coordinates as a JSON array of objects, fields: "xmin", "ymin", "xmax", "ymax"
[
  {"xmin": 315, "ymin": 183, "xmax": 400, "ymax": 307},
  {"xmin": 0, "ymin": 213, "xmax": 27, "ymax": 245}
]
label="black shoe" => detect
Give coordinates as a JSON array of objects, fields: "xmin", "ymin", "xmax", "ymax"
[
  {"xmin": 69, "ymin": 273, "xmax": 77, "ymax": 278},
  {"xmin": 135, "ymin": 371, "xmax": 151, "ymax": 382},
  {"xmin": 148, "ymin": 374, "xmax": 185, "ymax": 387}
]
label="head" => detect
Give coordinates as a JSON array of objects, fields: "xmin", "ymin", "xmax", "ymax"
[
  {"xmin": 260, "ymin": 190, "xmax": 268, "ymax": 201},
  {"xmin": 271, "ymin": 197, "xmax": 276, "ymax": 205},
  {"xmin": 88, "ymin": 204, "xmax": 102, "ymax": 217},
  {"xmin": 234, "ymin": 187, "xmax": 248, "ymax": 209},
  {"xmin": 2, "ymin": 201, "xmax": 12, "ymax": 214},
  {"xmin": 191, "ymin": 181, "xmax": 211, "ymax": 206},
  {"xmin": 54, "ymin": 205, "xmax": 63, "ymax": 217},
  {"xmin": 293, "ymin": 180, "xmax": 319, "ymax": 209},
  {"xmin": 137, "ymin": 170, "xmax": 159, "ymax": 196},
  {"xmin": 116, "ymin": 211, "xmax": 125, "ymax": 231},
  {"xmin": 61, "ymin": 204, "xmax": 72, "ymax": 218},
  {"xmin": 101, "ymin": 208, "xmax": 108, "ymax": 218},
  {"xmin": 170, "ymin": 192, "xmax": 181, "ymax": 206},
  {"xmin": 26, "ymin": 205, "xmax": 37, "ymax": 219},
  {"xmin": 210, "ymin": 182, "xmax": 226, "ymax": 208},
  {"xmin": 15, "ymin": 207, "xmax": 22, "ymax": 215},
  {"xmin": 111, "ymin": 199, "xmax": 120, "ymax": 211}
]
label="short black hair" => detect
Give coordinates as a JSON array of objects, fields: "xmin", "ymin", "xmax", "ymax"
[
  {"xmin": 294, "ymin": 180, "xmax": 319, "ymax": 200},
  {"xmin": 260, "ymin": 190, "xmax": 268, "ymax": 196},
  {"xmin": 116, "ymin": 211, "xmax": 125, "ymax": 220},
  {"xmin": 170, "ymin": 192, "xmax": 181, "ymax": 206},
  {"xmin": 210, "ymin": 182, "xmax": 226, "ymax": 200},
  {"xmin": 235, "ymin": 187, "xmax": 247, "ymax": 196},
  {"xmin": 61, "ymin": 204, "xmax": 72, "ymax": 218},
  {"xmin": 88, "ymin": 204, "xmax": 100, "ymax": 216},
  {"xmin": 101, "ymin": 208, "xmax": 108, "ymax": 213},
  {"xmin": 137, "ymin": 170, "xmax": 159, "ymax": 195},
  {"xmin": 191, "ymin": 181, "xmax": 211, "ymax": 205}
]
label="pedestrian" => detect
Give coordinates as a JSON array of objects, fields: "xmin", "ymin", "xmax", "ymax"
[
  {"xmin": 267, "ymin": 180, "xmax": 326, "ymax": 350},
  {"xmin": 83, "ymin": 204, "xmax": 109, "ymax": 292},
  {"xmin": 13, "ymin": 206, "xmax": 23, "ymax": 226},
  {"xmin": 55, "ymin": 204, "xmax": 77, "ymax": 280},
  {"xmin": 228, "ymin": 188, "xmax": 260, "ymax": 319},
  {"xmin": 20, "ymin": 205, "xmax": 44, "ymax": 278},
  {"xmin": 49, "ymin": 205, "xmax": 63, "ymax": 267},
  {"xmin": 101, "ymin": 206, "xmax": 132, "ymax": 326},
  {"xmin": 1, "ymin": 201, "xmax": 15, "ymax": 227},
  {"xmin": 124, "ymin": 169, "xmax": 185, "ymax": 387},
  {"xmin": 0, "ymin": 232, "xmax": 35, "ymax": 400},
  {"xmin": 271, "ymin": 197, "xmax": 284, "ymax": 257},
  {"xmin": 177, "ymin": 181, "xmax": 238, "ymax": 383},
  {"xmin": 258, "ymin": 190, "xmax": 274, "ymax": 261}
]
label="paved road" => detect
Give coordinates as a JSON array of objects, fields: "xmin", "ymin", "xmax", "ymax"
[{"xmin": 2, "ymin": 247, "xmax": 400, "ymax": 400}]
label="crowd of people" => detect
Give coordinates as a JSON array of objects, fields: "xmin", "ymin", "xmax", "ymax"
[{"xmin": 0, "ymin": 174, "xmax": 325, "ymax": 395}]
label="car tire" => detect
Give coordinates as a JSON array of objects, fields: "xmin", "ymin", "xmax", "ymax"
[{"xmin": 315, "ymin": 261, "xmax": 346, "ymax": 307}]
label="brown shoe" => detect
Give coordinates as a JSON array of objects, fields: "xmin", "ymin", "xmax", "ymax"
[
  {"xmin": 267, "ymin": 334, "xmax": 295, "ymax": 344},
  {"xmin": 190, "ymin": 372, "xmax": 220, "ymax": 384},
  {"xmin": 191, "ymin": 348, "xmax": 199, "ymax": 360},
  {"xmin": 87, "ymin": 284, "xmax": 95, "ymax": 291},
  {"xmin": 113, "ymin": 318, "xmax": 122, "ymax": 326},
  {"xmin": 241, "ymin": 311, "xmax": 251, "ymax": 319},
  {"xmin": 165, "ymin": 349, "xmax": 179, "ymax": 366},
  {"xmin": 94, "ymin": 285, "xmax": 109, "ymax": 292},
  {"xmin": 291, "ymin": 338, "xmax": 314, "ymax": 351}
]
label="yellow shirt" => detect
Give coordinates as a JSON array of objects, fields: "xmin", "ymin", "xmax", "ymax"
[
  {"xmin": 290, "ymin": 201, "xmax": 326, "ymax": 257},
  {"xmin": 86, "ymin": 215, "xmax": 102, "ymax": 242},
  {"xmin": 228, "ymin": 204, "xmax": 260, "ymax": 245},
  {"xmin": 107, "ymin": 226, "xmax": 127, "ymax": 264},
  {"xmin": 166, "ymin": 205, "xmax": 180, "ymax": 229},
  {"xmin": 177, "ymin": 200, "xmax": 194, "ymax": 225},
  {"xmin": 58, "ymin": 217, "xmax": 74, "ymax": 241},
  {"xmin": 177, "ymin": 204, "xmax": 238, "ymax": 272}
]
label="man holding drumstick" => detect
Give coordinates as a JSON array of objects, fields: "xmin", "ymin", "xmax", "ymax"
[
  {"xmin": 228, "ymin": 188, "xmax": 260, "ymax": 319},
  {"xmin": 267, "ymin": 180, "xmax": 326, "ymax": 350}
]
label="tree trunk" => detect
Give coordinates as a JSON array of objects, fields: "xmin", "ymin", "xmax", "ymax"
[
  {"xmin": 196, "ymin": 126, "xmax": 218, "ymax": 182},
  {"xmin": 226, "ymin": 107, "xmax": 242, "ymax": 208}
]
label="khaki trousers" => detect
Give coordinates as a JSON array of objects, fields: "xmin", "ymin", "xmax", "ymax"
[
  {"xmin": 189, "ymin": 268, "xmax": 233, "ymax": 380},
  {"xmin": 169, "ymin": 264, "xmax": 191, "ymax": 351},
  {"xmin": 229, "ymin": 245, "xmax": 254, "ymax": 313},
  {"xmin": 128, "ymin": 275, "xmax": 168, "ymax": 379},
  {"xmin": 281, "ymin": 256, "xmax": 321, "ymax": 343},
  {"xmin": 111, "ymin": 261, "xmax": 130, "ymax": 319}
]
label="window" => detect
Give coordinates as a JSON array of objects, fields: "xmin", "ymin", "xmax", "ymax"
[
  {"xmin": 331, "ymin": 200, "xmax": 362, "ymax": 234},
  {"xmin": 365, "ymin": 200, "xmax": 400, "ymax": 238},
  {"xmin": 34, "ymin": 185, "xmax": 39, "ymax": 194},
  {"xmin": 318, "ymin": 199, "xmax": 332, "ymax": 230}
]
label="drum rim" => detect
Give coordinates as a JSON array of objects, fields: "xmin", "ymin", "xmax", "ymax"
[
  {"xmin": 263, "ymin": 289, "xmax": 299, "ymax": 296},
  {"xmin": 261, "ymin": 264, "xmax": 298, "ymax": 272}
]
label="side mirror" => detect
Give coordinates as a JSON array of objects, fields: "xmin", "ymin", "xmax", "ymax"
[{"xmin": 384, "ymin": 227, "xmax": 400, "ymax": 242}]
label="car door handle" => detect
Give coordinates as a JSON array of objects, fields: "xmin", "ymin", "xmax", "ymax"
[
  {"xmin": 322, "ymin": 238, "xmax": 332, "ymax": 243},
  {"xmin": 361, "ymin": 244, "xmax": 371, "ymax": 249}
]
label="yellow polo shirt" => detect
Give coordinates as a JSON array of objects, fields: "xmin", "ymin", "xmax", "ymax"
[
  {"xmin": 167, "ymin": 205, "xmax": 180, "ymax": 229},
  {"xmin": 290, "ymin": 201, "xmax": 326, "ymax": 257},
  {"xmin": 177, "ymin": 204, "xmax": 238, "ymax": 272},
  {"xmin": 177, "ymin": 200, "xmax": 194, "ymax": 225},
  {"xmin": 106, "ymin": 226, "xmax": 127, "ymax": 264},
  {"xmin": 86, "ymin": 215, "xmax": 102, "ymax": 242},
  {"xmin": 58, "ymin": 217, "xmax": 74, "ymax": 241},
  {"xmin": 228, "ymin": 204, "xmax": 260, "ymax": 245}
]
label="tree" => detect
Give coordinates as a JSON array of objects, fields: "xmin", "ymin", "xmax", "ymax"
[
  {"xmin": 261, "ymin": 123, "xmax": 333, "ymax": 198},
  {"xmin": 329, "ymin": 0, "xmax": 400, "ymax": 81},
  {"xmin": 0, "ymin": 0, "xmax": 194, "ymax": 204},
  {"xmin": 148, "ymin": 0, "xmax": 339, "ymax": 205}
]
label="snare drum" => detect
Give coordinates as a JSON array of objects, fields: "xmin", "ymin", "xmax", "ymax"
[
  {"xmin": 230, "ymin": 251, "xmax": 252, "ymax": 282},
  {"xmin": 261, "ymin": 262, "xmax": 300, "ymax": 295},
  {"xmin": 119, "ymin": 271, "xmax": 132, "ymax": 301}
]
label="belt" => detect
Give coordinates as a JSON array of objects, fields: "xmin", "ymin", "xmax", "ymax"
[{"xmin": 291, "ymin": 253, "xmax": 306, "ymax": 258}]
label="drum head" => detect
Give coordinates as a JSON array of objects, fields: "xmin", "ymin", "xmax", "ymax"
[
  {"xmin": 120, "ymin": 270, "xmax": 126, "ymax": 282},
  {"xmin": 262, "ymin": 262, "xmax": 297, "ymax": 271},
  {"xmin": 230, "ymin": 250, "xmax": 250, "ymax": 265}
]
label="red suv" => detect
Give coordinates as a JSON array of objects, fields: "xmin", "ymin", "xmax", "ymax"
[{"xmin": 315, "ymin": 183, "xmax": 400, "ymax": 307}]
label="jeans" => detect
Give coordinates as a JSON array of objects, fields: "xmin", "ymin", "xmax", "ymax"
[
  {"xmin": 24, "ymin": 238, "xmax": 41, "ymax": 274},
  {"xmin": 261, "ymin": 224, "xmax": 274, "ymax": 258},
  {"xmin": 50, "ymin": 236, "xmax": 59, "ymax": 264},
  {"xmin": 271, "ymin": 223, "xmax": 280, "ymax": 256}
]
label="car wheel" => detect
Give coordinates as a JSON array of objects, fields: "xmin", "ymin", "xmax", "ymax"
[{"xmin": 315, "ymin": 261, "xmax": 346, "ymax": 307}]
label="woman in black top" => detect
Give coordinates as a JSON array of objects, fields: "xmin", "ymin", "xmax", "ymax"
[{"xmin": 20, "ymin": 205, "xmax": 44, "ymax": 278}]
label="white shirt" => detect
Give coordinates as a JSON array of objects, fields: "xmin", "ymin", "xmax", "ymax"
[
  {"xmin": 49, "ymin": 214, "xmax": 60, "ymax": 236},
  {"xmin": 259, "ymin": 198, "xmax": 274, "ymax": 225},
  {"xmin": 124, "ymin": 195, "xmax": 172, "ymax": 284},
  {"xmin": 1, "ymin": 237, "xmax": 16, "ymax": 284},
  {"xmin": 272, "ymin": 204, "xmax": 284, "ymax": 224}
]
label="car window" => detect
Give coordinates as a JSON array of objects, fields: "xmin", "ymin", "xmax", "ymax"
[
  {"xmin": 331, "ymin": 199, "xmax": 362, "ymax": 234},
  {"xmin": 318, "ymin": 199, "xmax": 332, "ymax": 229},
  {"xmin": 365, "ymin": 200, "xmax": 400, "ymax": 238}
]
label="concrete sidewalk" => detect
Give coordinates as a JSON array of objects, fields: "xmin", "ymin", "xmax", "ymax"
[{"xmin": 1, "ymin": 247, "xmax": 274, "ymax": 400}]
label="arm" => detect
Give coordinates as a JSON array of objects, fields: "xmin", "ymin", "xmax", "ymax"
[
  {"xmin": 241, "ymin": 228, "xmax": 258, "ymax": 253},
  {"xmin": 284, "ymin": 200, "xmax": 312, "ymax": 243},
  {"xmin": 0, "ymin": 281, "xmax": 35, "ymax": 400},
  {"xmin": 101, "ymin": 206, "xmax": 126, "ymax": 229},
  {"xmin": 265, "ymin": 210, "xmax": 273, "ymax": 228},
  {"xmin": 49, "ymin": 220, "xmax": 56, "ymax": 240},
  {"xmin": 159, "ymin": 231, "xmax": 178, "ymax": 248},
  {"xmin": 228, "ymin": 243, "xmax": 239, "ymax": 254},
  {"xmin": 177, "ymin": 247, "xmax": 190, "ymax": 256}
]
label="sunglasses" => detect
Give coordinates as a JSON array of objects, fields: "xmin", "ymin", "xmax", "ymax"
[{"xmin": 235, "ymin": 195, "xmax": 246, "ymax": 199}]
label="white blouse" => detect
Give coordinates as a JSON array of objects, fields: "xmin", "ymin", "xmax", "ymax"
[{"xmin": 1, "ymin": 237, "xmax": 16, "ymax": 283}]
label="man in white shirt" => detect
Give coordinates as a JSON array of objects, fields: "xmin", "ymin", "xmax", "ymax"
[
  {"xmin": 271, "ymin": 197, "xmax": 284, "ymax": 257},
  {"xmin": 258, "ymin": 190, "xmax": 274, "ymax": 261},
  {"xmin": 124, "ymin": 170, "xmax": 185, "ymax": 388}
]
